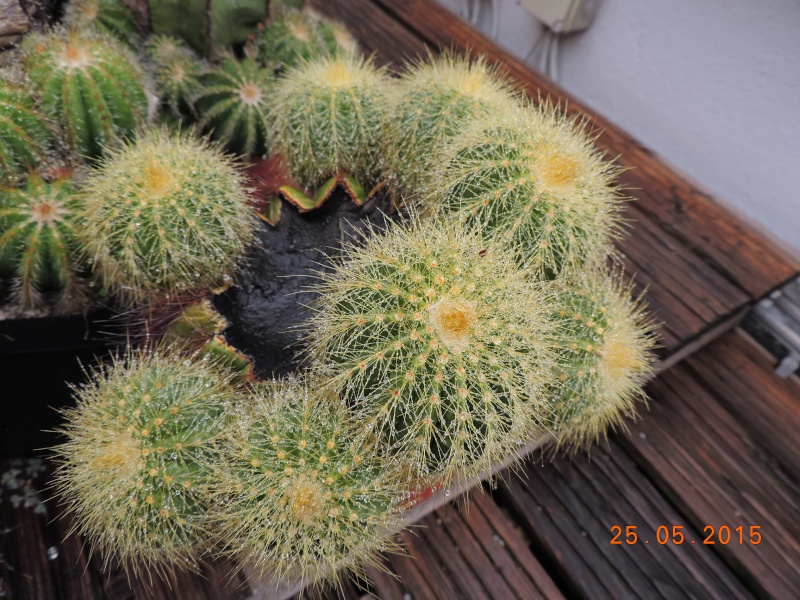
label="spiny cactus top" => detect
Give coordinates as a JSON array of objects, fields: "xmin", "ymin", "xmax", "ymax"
[
  {"xmin": 306, "ymin": 219, "xmax": 555, "ymax": 484},
  {"xmin": 209, "ymin": 378, "xmax": 402, "ymax": 585},
  {"xmin": 269, "ymin": 54, "xmax": 391, "ymax": 189},
  {"xmin": 77, "ymin": 129, "xmax": 257, "ymax": 304},
  {"xmin": 0, "ymin": 175, "xmax": 86, "ymax": 309},
  {"xmin": 53, "ymin": 348, "xmax": 241, "ymax": 577},
  {"xmin": 194, "ymin": 57, "xmax": 273, "ymax": 157},
  {"xmin": 424, "ymin": 101, "xmax": 624, "ymax": 278},
  {"xmin": 246, "ymin": 7, "xmax": 358, "ymax": 72},
  {"xmin": 62, "ymin": 0, "xmax": 141, "ymax": 46},
  {"xmin": 385, "ymin": 54, "xmax": 519, "ymax": 198},
  {"xmin": 21, "ymin": 28, "xmax": 149, "ymax": 160},
  {"xmin": 549, "ymin": 271, "xmax": 656, "ymax": 449},
  {"xmin": 0, "ymin": 79, "xmax": 52, "ymax": 185},
  {"xmin": 144, "ymin": 35, "xmax": 207, "ymax": 118}
]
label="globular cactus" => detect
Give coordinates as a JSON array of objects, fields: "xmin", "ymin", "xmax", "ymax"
[
  {"xmin": 385, "ymin": 54, "xmax": 518, "ymax": 198},
  {"xmin": 77, "ymin": 129, "xmax": 257, "ymax": 304},
  {"xmin": 548, "ymin": 271, "xmax": 656, "ymax": 449},
  {"xmin": 0, "ymin": 79, "xmax": 52, "ymax": 185},
  {"xmin": 269, "ymin": 54, "xmax": 391, "ymax": 191},
  {"xmin": 194, "ymin": 57, "xmax": 273, "ymax": 157},
  {"xmin": 424, "ymin": 102, "xmax": 624, "ymax": 278},
  {"xmin": 21, "ymin": 28, "xmax": 149, "ymax": 160},
  {"xmin": 0, "ymin": 175, "xmax": 86, "ymax": 308},
  {"xmin": 208, "ymin": 378, "xmax": 402, "ymax": 585},
  {"xmin": 305, "ymin": 219, "xmax": 555, "ymax": 484},
  {"xmin": 144, "ymin": 35, "xmax": 207, "ymax": 118},
  {"xmin": 245, "ymin": 7, "xmax": 358, "ymax": 72},
  {"xmin": 62, "ymin": 0, "xmax": 141, "ymax": 46},
  {"xmin": 53, "ymin": 348, "xmax": 240, "ymax": 577}
]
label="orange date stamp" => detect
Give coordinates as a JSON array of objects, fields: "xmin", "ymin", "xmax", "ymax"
[{"xmin": 610, "ymin": 525, "xmax": 762, "ymax": 546}]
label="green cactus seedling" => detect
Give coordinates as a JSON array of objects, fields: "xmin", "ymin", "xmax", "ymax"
[
  {"xmin": 306, "ymin": 219, "xmax": 555, "ymax": 484},
  {"xmin": 0, "ymin": 175, "xmax": 86, "ymax": 308},
  {"xmin": 424, "ymin": 101, "xmax": 624, "ymax": 278},
  {"xmin": 77, "ymin": 129, "xmax": 257, "ymax": 304},
  {"xmin": 548, "ymin": 271, "xmax": 656, "ymax": 449},
  {"xmin": 144, "ymin": 35, "xmax": 207, "ymax": 118},
  {"xmin": 53, "ymin": 348, "xmax": 240, "ymax": 577},
  {"xmin": 0, "ymin": 79, "xmax": 52, "ymax": 185},
  {"xmin": 21, "ymin": 28, "xmax": 149, "ymax": 160},
  {"xmin": 62, "ymin": 0, "xmax": 141, "ymax": 46},
  {"xmin": 194, "ymin": 57, "xmax": 273, "ymax": 157},
  {"xmin": 209, "ymin": 378, "xmax": 402, "ymax": 586}
]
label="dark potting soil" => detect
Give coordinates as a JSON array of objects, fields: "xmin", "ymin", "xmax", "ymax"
[{"xmin": 213, "ymin": 188, "xmax": 400, "ymax": 378}]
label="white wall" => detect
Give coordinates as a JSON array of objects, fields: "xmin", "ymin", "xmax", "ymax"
[{"xmin": 438, "ymin": 0, "xmax": 800, "ymax": 252}]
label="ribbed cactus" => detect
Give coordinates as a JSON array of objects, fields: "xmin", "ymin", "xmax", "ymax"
[
  {"xmin": 194, "ymin": 57, "xmax": 273, "ymax": 157},
  {"xmin": 21, "ymin": 28, "xmax": 149, "ymax": 160},
  {"xmin": 246, "ymin": 7, "xmax": 358, "ymax": 72},
  {"xmin": 53, "ymin": 348, "xmax": 239, "ymax": 576},
  {"xmin": 306, "ymin": 219, "xmax": 554, "ymax": 484},
  {"xmin": 385, "ymin": 54, "xmax": 518, "ymax": 198},
  {"xmin": 144, "ymin": 35, "xmax": 206, "ymax": 118},
  {"xmin": 549, "ymin": 271, "xmax": 656, "ymax": 449},
  {"xmin": 0, "ymin": 79, "xmax": 52, "ymax": 185},
  {"xmin": 62, "ymin": 0, "xmax": 141, "ymax": 46},
  {"xmin": 0, "ymin": 175, "xmax": 86, "ymax": 308},
  {"xmin": 424, "ymin": 102, "xmax": 623, "ymax": 278},
  {"xmin": 269, "ymin": 54, "xmax": 391, "ymax": 191},
  {"xmin": 77, "ymin": 129, "xmax": 256, "ymax": 304},
  {"xmin": 209, "ymin": 378, "xmax": 401, "ymax": 585}
]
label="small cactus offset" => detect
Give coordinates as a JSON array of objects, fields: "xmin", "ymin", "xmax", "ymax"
[
  {"xmin": 62, "ymin": 0, "xmax": 141, "ymax": 46},
  {"xmin": 77, "ymin": 129, "xmax": 257, "ymax": 304},
  {"xmin": 21, "ymin": 28, "xmax": 149, "ymax": 160},
  {"xmin": 269, "ymin": 54, "xmax": 391, "ymax": 191},
  {"xmin": 424, "ymin": 102, "xmax": 624, "ymax": 278},
  {"xmin": 144, "ymin": 35, "xmax": 206, "ymax": 118},
  {"xmin": 549, "ymin": 271, "xmax": 656, "ymax": 449},
  {"xmin": 246, "ymin": 8, "xmax": 358, "ymax": 72},
  {"xmin": 52, "ymin": 348, "xmax": 240, "ymax": 577},
  {"xmin": 208, "ymin": 378, "xmax": 402, "ymax": 585},
  {"xmin": 194, "ymin": 57, "xmax": 273, "ymax": 157},
  {"xmin": 0, "ymin": 79, "xmax": 52, "ymax": 185},
  {"xmin": 0, "ymin": 175, "xmax": 86, "ymax": 308},
  {"xmin": 385, "ymin": 54, "xmax": 518, "ymax": 198},
  {"xmin": 306, "ymin": 219, "xmax": 555, "ymax": 484}
]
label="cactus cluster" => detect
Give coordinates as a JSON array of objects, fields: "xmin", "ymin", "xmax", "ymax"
[
  {"xmin": 144, "ymin": 35, "xmax": 206, "ymax": 118},
  {"xmin": 0, "ymin": 79, "xmax": 52, "ymax": 185},
  {"xmin": 62, "ymin": 0, "xmax": 141, "ymax": 47},
  {"xmin": 53, "ymin": 348, "xmax": 239, "ymax": 576}
]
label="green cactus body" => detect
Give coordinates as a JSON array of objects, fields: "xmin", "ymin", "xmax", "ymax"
[
  {"xmin": 0, "ymin": 80, "xmax": 51, "ymax": 185},
  {"xmin": 549, "ymin": 272, "xmax": 656, "ymax": 449},
  {"xmin": 145, "ymin": 35, "xmax": 206, "ymax": 118},
  {"xmin": 425, "ymin": 102, "xmax": 623, "ymax": 278},
  {"xmin": 210, "ymin": 378, "xmax": 401, "ymax": 585},
  {"xmin": 246, "ymin": 8, "xmax": 358, "ymax": 72},
  {"xmin": 0, "ymin": 176, "xmax": 86, "ymax": 308},
  {"xmin": 77, "ymin": 129, "xmax": 256, "ymax": 304},
  {"xmin": 53, "ymin": 348, "xmax": 239, "ymax": 576},
  {"xmin": 269, "ymin": 54, "xmax": 391, "ymax": 190},
  {"xmin": 385, "ymin": 54, "xmax": 518, "ymax": 198},
  {"xmin": 62, "ymin": 0, "xmax": 141, "ymax": 46},
  {"xmin": 306, "ymin": 219, "xmax": 554, "ymax": 484},
  {"xmin": 194, "ymin": 57, "xmax": 273, "ymax": 157},
  {"xmin": 21, "ymin": 29, "xmax": 148, "ymax": 160}
]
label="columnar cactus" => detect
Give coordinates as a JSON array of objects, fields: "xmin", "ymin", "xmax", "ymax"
[
  {"xmin": 194, "ymin": 57, "xmax": 273, "ymax": 157},
  {"xmin": 424, "ymin": 102, "xmax": 623, "ymax": 278},
  {"xmin": 0, "ymin": 79, "xmax": 52, "ymax": 185},
  {"xmin": 385, "ymin": 54, "xmax": 518, "ymax": 198},
  {"xmin": 209, "ymin": 378, "xmax": 401, "ymax": 585},
  {"xmin": 53, "ymin": 348, "xmax": 240, "ymax": 576},
  {"xmin": 0, "ymin": 175, "xmax": 86, "ymax": 308},
  {"xmin": 77, "ymin": 129, "xmax": 257, "ymax": 304},
  {"xmin": 306, "ymin": 219, "xmax": 555, "ymax": 484},
  {"xmin": 269, "ymin": 54, "xmax": 391, "ymax": 192},
  {"xmin": 548, "ymin": 271, "xmax": 656, "ymax": 449},
  {"xmin": 21, "ymin": 28, "xmax": 149, "ymax": 160},
  {"xmin": 144, "ymin": 35, "xmax": 206, "ymax": 118},
  {"xmin": 62, "ymin": 0, "xmax": 141, "ymax": 46}
]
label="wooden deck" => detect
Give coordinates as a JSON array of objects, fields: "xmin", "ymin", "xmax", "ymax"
[{"xmin": 2, "ymin": 1, "xmax": 799, "ymax": 598}]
